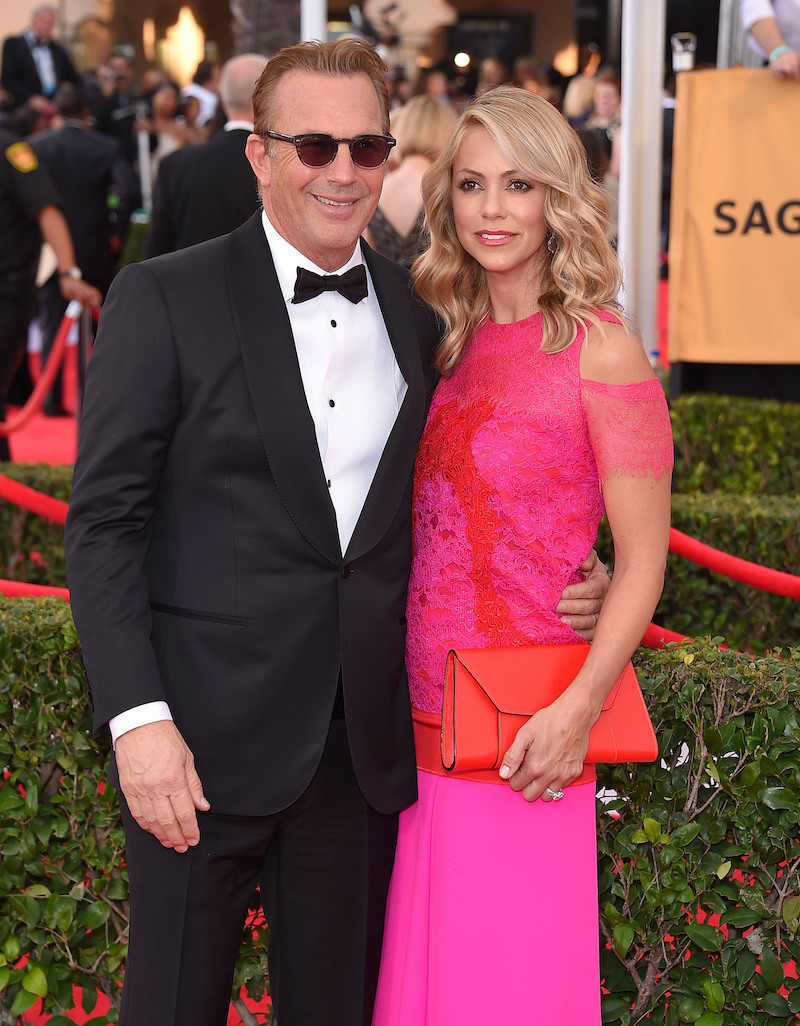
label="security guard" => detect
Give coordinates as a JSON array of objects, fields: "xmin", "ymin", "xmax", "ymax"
[{"xmin": 0, "ymin": 125, "xmax": 100, "ymax": 459}]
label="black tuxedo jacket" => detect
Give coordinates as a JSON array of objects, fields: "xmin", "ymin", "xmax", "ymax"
[
  {"xmin": 30, "ymin": 123, "xmax": 138, "ymax": 288},
  {"xmin": 65, "ymin": 213, "xmax": 440, "ymax": 817},
  {"xmin": 0, "ymin": 34, "xmax": 80, "ymax": 107},
  {"xmin": 146, "ymin": 128, "xmax": 260, "ymax": 257}
]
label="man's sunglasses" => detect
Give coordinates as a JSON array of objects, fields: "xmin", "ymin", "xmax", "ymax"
[{"xmin": 266, "ymin": 130, "xmax": 396, "ymax": 169}]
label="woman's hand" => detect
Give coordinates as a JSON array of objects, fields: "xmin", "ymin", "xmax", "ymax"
[{"xmin": 498, "ymin": 689, "xmax": 594, "ymax": 802}]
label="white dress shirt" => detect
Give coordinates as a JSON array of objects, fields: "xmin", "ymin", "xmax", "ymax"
[
  {"xmin": 109, "ymin": 209, "xmax": 406, "ymax": 743},
  {"xmin": 25, "ymin": 28, "xmax": 57, "ymax": 97}
]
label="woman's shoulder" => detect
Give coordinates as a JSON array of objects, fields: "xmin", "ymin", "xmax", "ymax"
[{"xmin": 580, "ymin": 317, "xmax": 656, "ymax": 385}]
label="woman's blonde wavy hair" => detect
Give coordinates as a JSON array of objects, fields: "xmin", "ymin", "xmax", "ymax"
[{"xmin": 412, "ymin": 86, "xmax": 625, "ymax": 375}]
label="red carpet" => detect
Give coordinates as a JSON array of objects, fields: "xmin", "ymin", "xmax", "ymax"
[{"xmin": 7, "ymin": 348, "xmax": 78, "ymax": 465}]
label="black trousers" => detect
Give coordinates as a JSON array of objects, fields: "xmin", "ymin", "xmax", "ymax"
[
  {"xmin": 37, "ymin": 272, "xmax": 68, "ymax": 411},
  {"xmin": 0, "ymin": 273, "xmax": 37, "ymax": 460},
  {"xmin": 118, "ymin": 718, "xmax": 399, "ymax": 1026}
]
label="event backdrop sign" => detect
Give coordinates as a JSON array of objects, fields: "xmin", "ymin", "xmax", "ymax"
[{"xmin": 668, "ymin": 68, "xmax": 800, "ymax": 364}]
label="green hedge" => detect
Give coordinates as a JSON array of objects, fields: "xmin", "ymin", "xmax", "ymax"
[
  {"xmin": 671, "ymin": 393, "xmax": 800, "ymax": 496},
  {"xmin": 596, "ymin": 494, "xmax": 800, "ymax": 653},
  {"xmin": 660, "ymin": 495, "xmax": 800, "ymax": 652},
  {"xmin": 0, "ymin": 464, "xmax": 71, "ymax": 589},
  {"xmin": 600, "ymin": 639, "xmax": 800, "ymax": 1025},
  {"xmin": 0, "ymin": 598, "xmax": 267, "ymax": 1025},
  {"xmin": 1, "ymin": 601, "xmax": 798, "ymax": 1024}
]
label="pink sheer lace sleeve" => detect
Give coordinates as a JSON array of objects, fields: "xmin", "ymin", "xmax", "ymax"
[{"xmin": 580, "ymin": 377, "xmax": 674, "ymax": 483}]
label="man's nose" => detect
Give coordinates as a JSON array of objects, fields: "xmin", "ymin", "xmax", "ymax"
[{"xmin": 325, "ymin": 143, "xmax": 359, "ymax": 182}]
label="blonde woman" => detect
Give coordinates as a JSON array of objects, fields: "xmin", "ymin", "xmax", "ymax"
[
  {"xmin": 364, "ymin": 95, "xmax": 456, "ymax": 267},
  {"xmin": 373, "ymin": 87, "xmax": 673, "ymax": 1025}
]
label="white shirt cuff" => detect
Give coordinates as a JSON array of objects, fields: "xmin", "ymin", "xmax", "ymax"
[{"xmin": 109, "ymin": 701, "xmax": 173, "ymax": 746}]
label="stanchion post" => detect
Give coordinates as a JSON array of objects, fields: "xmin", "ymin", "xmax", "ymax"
[{"xmin": 76, "ymin": 303, "xmax": 91, "ymax": 441}]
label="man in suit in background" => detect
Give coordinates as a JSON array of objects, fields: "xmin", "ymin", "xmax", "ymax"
[
  {"xmin": 31, "ymin": 82, "xmax": 137, "ymax": 414},
  {"xmin": 146, "ymin": 53, "xmax": 268, "ymax": 257},
  {"xmin": 1, "ymin": 4, "xmax": 81, "ymax": 110},
  {"xmin": 89, "ymin": 47, "xmax": 141, "ymax": 170},
  {"xmin": 65, "ymin": 38, "xmax": 607, "ymax": 1026}
]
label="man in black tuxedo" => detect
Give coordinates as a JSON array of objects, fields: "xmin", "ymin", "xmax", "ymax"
[
  {"xmin": 31, "ymin": 82, "xmax": 137, "ymax": 414},
  {"xmin": 1, "ymin": 4, "xmax": 81, "ymax": 110},
  {"xmin": 146, "ymin": 53, "xmax": 268, "ymax": 257},
  {"xmin": 65, "ymin": 38, "xmax": 607, "ymax": 1026}
]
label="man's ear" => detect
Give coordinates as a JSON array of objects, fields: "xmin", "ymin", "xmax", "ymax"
[{"xmin": 245, "ymin": 133, "xmax": 270, "ymax": 189}]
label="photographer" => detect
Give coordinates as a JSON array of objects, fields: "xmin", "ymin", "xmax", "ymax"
[{"xmin": 88, "ymin": 48, "xmax": 140, "ymax": 166}]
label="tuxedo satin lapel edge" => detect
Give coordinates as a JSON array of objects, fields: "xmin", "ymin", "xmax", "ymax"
[
  {"xmin": 344, "ymin": 244, "xmax": 428, "ymax": 562},
  {"xmin": 225, "ymin": 215, "xmax": 341, "ymax": 563}
]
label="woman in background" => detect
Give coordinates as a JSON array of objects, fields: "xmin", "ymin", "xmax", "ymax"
[
  {"xmin": 364, "ymin": 95, "xmax": 456, "ymax": 268},
  {"xmin": 373, "ymin": 87, "xmax": 673, "ymax": 1025}
]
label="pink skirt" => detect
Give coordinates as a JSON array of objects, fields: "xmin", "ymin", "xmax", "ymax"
[{"xmin": 372, "ymin": 770, "xmax": 601, "ymax": 1026}]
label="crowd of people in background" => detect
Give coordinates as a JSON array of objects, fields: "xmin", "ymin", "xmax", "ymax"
[{"xmin": 0, "ymin": 0, "xmax": 797, "ymax": 455}]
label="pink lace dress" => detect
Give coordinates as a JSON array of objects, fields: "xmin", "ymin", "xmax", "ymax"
[{"xmin": 372, "ymin": 312, "xmax": 673, "ymax": 1026}]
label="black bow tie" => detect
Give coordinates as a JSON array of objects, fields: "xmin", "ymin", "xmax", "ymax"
[{"xmin": 292, "ymin": 265, "xmax": 368, "ymax": 305}]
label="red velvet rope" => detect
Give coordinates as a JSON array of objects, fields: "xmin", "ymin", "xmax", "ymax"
[
  {"xmin": 0, "ymin": 474, "xmax": 68, "ymax": 523},
  {"xmin": 642, "ymin": 622, "xmax": 689, "ymax": 649},
  {"xmin": 669, "ymin": 527, "xmax": 800, "ymax": 599},
  {"xmin": 0, "ymin": 301, "xmax": 100, "ymax": 437},
  {"xmin": 0, "ymin": 578, "xmax": 69, "ymax": 599}
]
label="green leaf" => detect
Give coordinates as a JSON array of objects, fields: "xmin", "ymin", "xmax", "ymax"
[
  {"xmin": 601, "ymin": 994, "xmax": 632, "ymax": 1022},
  {"xmin": 106, "ymin": 876, "xmax": 128, "ymax": 901},
  {"xmin": 703, "ymin": 979, "xmax": 725, "ymax": 1012},
  {"xmin": 695, "ymin": 1015, "xmax": 723, "ymax": 1026},
  {"xmin": 0, "ymin": 965, "xmax": 8, "ymax": 989},
  {"xmin": 81, "ymin": 900, "xmax": 110, "ymax": 930},
  {"xmin": 22, "ymin": 964, "xmax": 48, "ymax": 997},
  {"xmin": 759, "ymin": 787, "xmax": 796, "ymax": 811},
  {"xmin": 704, "ymin": 725, "xmax": 723, "ymax": 755},
  {"xmin": 644, "ymin": 817, "xmax": 662, "ymax": 843},
  {"xmin": 736, "ymin": 950, "xmax": 758, "ymax": 988},
  {"xmin": 760, "ymin": 992, "xmax": 790, "ymax": 1017},
  {"xmin": 677, "ymin": 994, "xmax": 705, "ymax": 1022},
  {"xmin": 25, "ymin": 883, "xmax": 51, "ymax": 899},
  {"xmin": 783, "ymin": 895, "xmax": 800, "ymax": 933},
  {"xmin": 759, "ymin": 947, "xmax": 785, "ymax": 992},
  {"xmin": 613, "ymin": 922, "xmax": 634, "ymax": 958},
  {"xmin": 685, "ymin": 922, "xmax": 720, "ymax": 951},
  {"xmin": 715, "ymin": 861, "xmax": 731, "ymax": 880},
  {"xmin": 720, "ymin": 907, "xmax": 762, "ymax": 929},
  {"xmin": 672, "ymin": 822, "xmax": 702, "ymax": 847},
  {"xmin": 10, "ymin": 987, "xmax": 39, "ymax": 1017}
]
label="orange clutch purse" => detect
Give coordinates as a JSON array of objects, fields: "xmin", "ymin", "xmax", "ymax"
[{"xmin": 441, "ymin": 644, "xmax": 658, "ymax": 772}]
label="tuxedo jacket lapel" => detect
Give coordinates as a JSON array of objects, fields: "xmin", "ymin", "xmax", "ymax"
[
  {"xmin": 344, "ymin": 243, "xmax": 428, "ymax": 562},
  {"xmin": 225, "ymin": 215, "xmax": 342, "ymax": 564}
]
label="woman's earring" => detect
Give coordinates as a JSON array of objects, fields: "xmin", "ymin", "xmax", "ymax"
[{"xmin": 546, "ymin": 231, "xmax": 557, "ymax": 254}]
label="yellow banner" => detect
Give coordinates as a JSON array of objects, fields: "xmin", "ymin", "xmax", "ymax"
[{"xmin": 668, "ymin": 68, "xmax": 800, "ymax": 364}]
